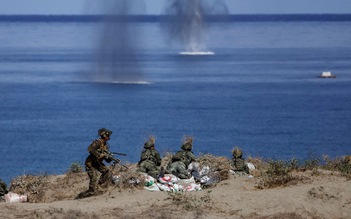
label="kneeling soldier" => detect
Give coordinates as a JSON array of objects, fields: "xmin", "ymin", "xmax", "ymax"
[{"xmin": 138, "ymin": 136, "xmax": 162, "ymax": 178}]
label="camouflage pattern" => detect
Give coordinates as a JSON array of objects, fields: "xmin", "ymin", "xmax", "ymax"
[
  {"xmin": 232, "ymin": 157, "xmax": 249, "ymax": 174},
  {"xmin": 232, "ymin": 147, "xmax": 243, "ymax": 158},
  {"xmin": 167, "ymin": 150, "xmax": 196, "ymax": 179},
  {"xmin": 181, "ymin": 143, "xmax": 192, "ymax": 151},
  {"xmin": 167, "ymin": 161, "xmax": 189, "ymax": 179},
  {"xmin": 143, "ymin": 141, "xmax": 154, "ymax": 149},
  {"xmin": 98, "ymin": 128, "xmax": 112, "ymax": 138},
  {"xmin": 138, "ymin": 148, "xmax": 161, "ymax": 178},
  {"xmin": 85, "ymin": 139, "xmax": 111, "ymax": 192}
]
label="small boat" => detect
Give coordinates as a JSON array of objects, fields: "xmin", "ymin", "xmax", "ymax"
[{"xmin": 318, "ymin": 71, "xmax": 336, "ymax": 78}]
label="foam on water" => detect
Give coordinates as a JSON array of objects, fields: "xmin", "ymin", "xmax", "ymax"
[
  {"xmin": 111, "ymin": 80, "xmax": 151, "ymax": 85},
  {"xmin": 179, "ymin": 51, "xmax": 215, "ymax": 55}
]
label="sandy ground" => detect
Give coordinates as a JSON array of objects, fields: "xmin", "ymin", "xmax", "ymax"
[{"xmin": 1, "ymin": 169, "xmax": 350, "ymax": 219}]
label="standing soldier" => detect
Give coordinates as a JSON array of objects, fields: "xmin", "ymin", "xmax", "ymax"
[
  {"xmin": 167, "ymin": 136, "xmax": 196, "ymax": 179},
  {"xmin": 137, "ymin": 136, "xmax": 162, "ymax": 178},
  {"xmin": 84, "ymin": 128, "xmax": 113, "ymax": 196},
  {"xmin": 231, "ymin": 147, "xmax": 249, "ymax": 174}
]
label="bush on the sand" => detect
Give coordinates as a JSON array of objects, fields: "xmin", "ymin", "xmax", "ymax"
[
  {"xmin": 321, "ymin": 155, "xmax": 351, "ymax": 179},
  {"xmin": 67, "ymin": 162, "xmax": 83, "ymax": 173},
  {"xmin": 258, "ymin": 159, "xmax": 295, "ymax": 189}
]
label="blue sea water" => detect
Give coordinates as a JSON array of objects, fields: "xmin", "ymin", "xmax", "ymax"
[{"xmin": 1, "ymin": 16, "xmax": 351, "ymax": 184}]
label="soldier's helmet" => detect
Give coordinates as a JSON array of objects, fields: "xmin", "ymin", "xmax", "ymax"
[
  {"xmin": 98, "ymin": 128, "xmax": 112, "ymax": 138},
  {"xmin": 232, "ymin": 147, "xmax": 243, "ymax": 158},
  {"xmin": 144, "ymin": 136, "xmax": 155, "ymax": 149},
  {"xmin": 181, "ymin": 136, "xmax": 193, "ymax": 151}
]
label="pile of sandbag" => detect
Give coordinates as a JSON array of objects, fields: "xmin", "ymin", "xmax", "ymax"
[{"xmin": 143, "ymin": 174, "xmax": 202, "ymax": 192}]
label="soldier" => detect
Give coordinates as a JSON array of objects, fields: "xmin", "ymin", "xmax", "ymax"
[
  {"xmin": 137, "ymin": 136, "xmax": 162, "ymax": 178},
  {"xmin": 167, "ymin": 136, "xmax": 196, "ymax": 179},
  {"xmin": 0, "ymin": 178, "xmax": 8, "ymax": 202},
  {"xmin": 231, "ymin": 147, "xmax": 249, "ymax": 174},
  {"xmin": 84, "ymin": 128, "xmax": 113, "ymax": 196}
]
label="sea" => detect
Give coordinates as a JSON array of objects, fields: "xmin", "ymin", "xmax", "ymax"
[{"xmin": 1, "ymin": 15, "xmax": 351, "ymax": 184}]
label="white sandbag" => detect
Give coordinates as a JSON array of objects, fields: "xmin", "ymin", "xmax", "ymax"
[
  {"xmin": 187, "ymin": 162, "xmax": 199, "ymax": 172},
  {"xmin": 183, "ymin": 183, "xmax": 202, "ymax": 192},
  {"xmin": 247, "ymin": 162, "xmax": 255, "ymax": 171},
  {"xmin": 112, "ymin": 175, "xmax": 120, "ymax": 184},
  {"xmin": 178, "ymin": 176, "xmax": 195, "ymax": 184},
  {"xmin": 200, "ymin": 175, "xmax": 211, "ymax": 184},
  {"xmin": 199, "ymin": 166, "xmax": 210, "ymax": 176},
  {"xmin": 156, "ymin": 182, "xmax": 182, "ymax": 192},
  {"xmin": 144, "ymin": 183, "xmax": 160, "ymax": 191},
  {"xmin": 143, "ymin": 175, "xmax": 156, "ymax": 187},
  {"xmin": 4, "ymin": 192, "xmax": 27, "ymax": 203},
  {"xmin": 158, "ymin": 174, "xmax": 179, "ymax": 184}
]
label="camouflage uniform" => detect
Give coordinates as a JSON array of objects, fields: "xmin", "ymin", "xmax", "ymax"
[
  {"xmin": 0, "ymin": 179, "xmax": 8, "ymax": 202},
  {"xmin": 231, "ymin": 147, "xmax": 249, "ymax": 174},
  {"xmin": 85, "ymin": 128, "xmax": 113, "ymax": 193},
  {"xmin": 167, "ymin": 142, "xmax": 196, "ymax": 179},
  {"xmin": 138, "ymin": 141, "xmax": 162, "ymax": 178}
]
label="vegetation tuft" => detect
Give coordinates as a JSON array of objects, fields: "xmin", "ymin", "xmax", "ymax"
[
  {"xmin": 67, "ymin": 162, "xmax": 83, "ymax": 173},
  {"xmin": 167, "ymin": 190, "xmax": 214, "ymax": 211}
]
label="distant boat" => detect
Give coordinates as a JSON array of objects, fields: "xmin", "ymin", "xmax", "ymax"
[{"xmin": 318, "ymin": 71, "xmax": 336, "ymax": 78}]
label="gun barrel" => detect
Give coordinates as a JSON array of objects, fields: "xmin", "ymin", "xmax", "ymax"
[{"xmin": 111, "ymin": 152, "xmax": 127, "ymax": 156}]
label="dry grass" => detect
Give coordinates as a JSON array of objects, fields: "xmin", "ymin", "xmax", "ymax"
[
  {"xmin": 7, "ymin": 154, "xmax": 351, "ymax": 203},
  {"xmin": 166, "ymin": 190, "xmax": 215, "ymax": 211},
  {"xmin": 197, "ymin": 153, "xmax": 232, "ymax": 181},
  {"xmin": 321, "ymin": 155, "xmax": 351, "ymax": 179}
]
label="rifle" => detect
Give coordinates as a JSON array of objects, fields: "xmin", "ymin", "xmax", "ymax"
[{"xmin": 103, "ymin": 150, "xmax": 129, "ymax": 169}]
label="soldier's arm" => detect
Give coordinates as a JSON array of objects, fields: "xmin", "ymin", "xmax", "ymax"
[
  {"xmin": 172, "ymin": 151, "xmax": 183, "ymax": 161},
  {"xmin": 140, "ymin": 150, "xmax": 149, "ymax": 161},
  {"xmin": 188, "ymin": 152, "xmax": 197, "ymax": 162},
  {"xmin": 88, "ymin": 140, "xmax": 103, "ymax": 158},
  {"xmin": 155, "ymin": 151, "xmax": 162, "ymax": 166}
]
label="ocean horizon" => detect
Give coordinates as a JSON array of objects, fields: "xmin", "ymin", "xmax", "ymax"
[{"xmin": 1, "ymin": 14, "xmax": 351, "ymax": 22}]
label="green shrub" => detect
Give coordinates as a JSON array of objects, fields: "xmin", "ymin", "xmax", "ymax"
[{"xmin": 68, "ymin": 162, "xmax": 83, "ymax": 173}]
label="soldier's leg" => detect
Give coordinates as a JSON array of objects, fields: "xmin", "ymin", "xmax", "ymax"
[
  {"xmin": 138, "ymin": 161, "xmax": 148, "ymax": 173},
  {"xmin": 146, "ymin": 163, "xmax": 160, "ymax": 178},
  {"xmin": 86, "ymin": 166, "xmax": 98, "ymax": 192},
  {"xmin": 167, "ymin": 162, "xmax": 178, "ymax": 176},
  {"xmin": 97, "ymin": 164, "xmax": 110, "ymax": 186},
  {"xmin": 177, "ymin": 163, "xmax": 190, "ymax": 179}
]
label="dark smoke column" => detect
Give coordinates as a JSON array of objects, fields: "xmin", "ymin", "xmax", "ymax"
[
  {"xmin": 162, "ymin": 0, "xmax": 228, "ymax": 54},
  {"xmin": 94, "ymin": 0, "xmax": 146, "ymax": 83}
]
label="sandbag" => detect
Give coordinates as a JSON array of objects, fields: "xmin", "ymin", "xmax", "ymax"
[
  {"xmin": 156, "ymin": 182, "xmax": 182, "ymax": 192},
  {"xmin": 158, "ymin": 174, "xmax": 179, "ymax": 184},
  {"xmin": 5, "ymin": 192, "xmax": 27, "ymax": 203}
]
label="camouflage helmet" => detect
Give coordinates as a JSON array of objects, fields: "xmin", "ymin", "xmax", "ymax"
[
  {"xmin": 232, "ymin": 147, "xmax": 243, "ymax": 158},
  {"xmin": 144, "ymin": 136, "xmax": 155, "ymax": 149},
  {"xmin": 98, "ymin": 128, "xmax": 112, "ymax": 138},
  {"xmin": 181, "ymin": 136, "xmax": 193, "ymax": 151}
]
